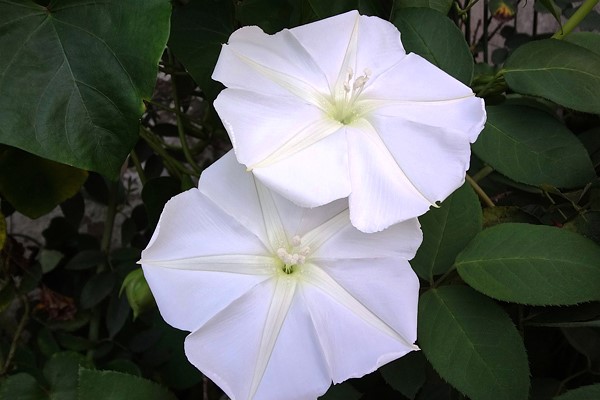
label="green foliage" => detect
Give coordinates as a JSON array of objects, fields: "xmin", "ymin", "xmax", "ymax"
[
  {"xmin": 473, "ymin": 104, "xmax": 595, "ymax": 188},
  {"xmin": 504, "ymin": 39, "xmax": 600, "ymax": 114},
  {"xmin": 0, "ymin": 146, "xmax": 87, "ymax": 218},
  {"xmin": 0, "ymin": 0, "xmax": 171, "ymax": 178},
  {"xmin": 1, "ymin": 0, "xmax": 599, "ymax": 399},
  {"xmin": 393, "ymin": 7, "xmax": 474, "ymax": 85},
  {"xmin": 456, "ymin": 223, "xmax": 600, "ymax": 305},
  {"xmin": 411, "ymin": 182, "xmax": 482, "ymax": 281},
  {"xmin": 418, "ymin": 286, "xmax": 530, "ymax": 400},
  {"xmin": 77, "ymin": 369, "xmax": 177, "ymax": 400}
]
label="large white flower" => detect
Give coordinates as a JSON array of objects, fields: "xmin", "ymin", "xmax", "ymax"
[
  {"xmin": 212, "ymin": 10, "xmax": 486, "ymax": 233},
  {"xmin": 140, "ymin": 151, "xmax": 422, "ymax": 400}
]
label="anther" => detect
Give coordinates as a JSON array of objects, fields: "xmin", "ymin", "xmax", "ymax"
[{"xmin": 292, "ymin": 235, "xmax": 302, "ymax": 246}]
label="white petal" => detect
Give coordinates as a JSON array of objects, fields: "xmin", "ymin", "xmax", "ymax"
[
  {"xmin": 312, "ymin": 217, "xmax": 423, "ymax": 261},
  {"xmin": 346, "ymin": 122, "xmax": 433, "ymax": 233},
  {"xmin": 368, "ymin": 113, "xmax": 473, "ymax": 205},
  {"xmin": 362, "ymin": 53, "xmax": 485, "ymax": 142},
  {"xmin": 214, "ymin": 89, "xmax": 339, "ymax": 168},
  {"xmin": 212, "ymin": 25, "xmax": 330, "ymax": 105},
  {"xmin": 143, "ymin": 266, "xmax": 269, "ymax": 332},
  {"xmin": 198, "ymin": 151, "xmax": 269, "ymax": 247},
  {"xmin": 252, "ymin": 128, "xmax": 351, "ymax": 208},
  {"xmin": 184, "ymin": 278, "xmax": 331, "ymax": 400},
  {"xmin": 141, "ymin": 188, "xmax": 267, "ymax": 262},
  {"xmin": 301, "ymin": 264, "xmax": 418, "ymax": 383},
  {"xmin": 290, "ymin": 11, "xmax": 406, "ymax": 93},
  {"xmin": 314, "ymin": 258, "xmax": 420, "ymax": 347}
]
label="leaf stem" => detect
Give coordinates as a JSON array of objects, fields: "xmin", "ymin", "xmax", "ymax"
[
  {"xmin": 139, "ymin": 127, "xmax": 198, "ymax": 178},
  {"xmin": 1, "ymin": 295, "xmax": 29, "ymax": 375},
  {"xmin": 466, "ymin": 174, "xmax": 495, "ymax": 208},
  {"xmin": 168, "ymin": 50, "xmax": 201, "ymax": 176},
  {"xmin": 130, "ymin": 150, "xmax": 147, "ymax": 185},
  {"xmin": 472, "ymin": 165, "xmax": 494, "ymax": 182},
  {"xmin": 552, "ymin": 0, "xmax": 599, "ymax": 39}
]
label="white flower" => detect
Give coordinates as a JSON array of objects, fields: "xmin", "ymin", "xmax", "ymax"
[
  {"xmin": 140, "ymin": 151, "xmax": 422, "ymax": 400},
  {"xmin": 212, "ymin": 10, "xmax": 486, "ymax": 233}
]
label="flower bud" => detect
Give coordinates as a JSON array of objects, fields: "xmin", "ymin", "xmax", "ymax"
[{"xmin": 121, "ymin": 268, "xmax": 155, "ymax": 319}]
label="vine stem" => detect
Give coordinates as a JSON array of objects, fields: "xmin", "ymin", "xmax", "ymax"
[
  {"xmin": 1, "ymin": 295, "xmax": 29, "ymax": 375},
  {"xmin": 466, "ymin": 174, "xmax": 495, "ymax": 208},
  {"xmin": 87, "ymin": 180, "xmax": 119, "ymax": 360},
  {"xmin": 168, "ymin": 50, "xmax": 201, "ymax": 176},
  {"xmin": 130, "ymin": 150, "xmax": 147, "ymax": 185},
  {"xmin": 552, "ymin": 0, "xmax": 600, "ymax": 39}
]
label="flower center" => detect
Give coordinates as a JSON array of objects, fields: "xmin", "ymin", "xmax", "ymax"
[
  {"xmin": 330, "ymin": 67, "xmax": 371, "ymax": 125},
  {"xmin": 275, "ymin": 235, "xmax": 310, "ymax": 275}
]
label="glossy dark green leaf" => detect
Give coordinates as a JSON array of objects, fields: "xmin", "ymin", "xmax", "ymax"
[
  {"xmin": 65, "ymin": 250, "xmax": 106, "ymax": 271},
  {"xmin": 0, "ymin": 373, "xmax": 45, "ymax": 400},
  {"xmin": 418, "ymin": 286, "xmax": 530, "ymax": 400},
  {"xmin": 77, "ymin": 369, "xmax": 177, "ymax": 400},
  {"xmin": 379, "ymin": 350, "xmax": 426, "ymax": 399},
  {"xmin": 39, "ymin": 250, "xmax": 63, "ymax": 274},
  {"xmin": 142, "ymin": 177, "xmax": 181, "ymax": 228},
  {"xmin": 504, "ymin": 39, "xmax": 600, "ymax": 114},
  {"xmin": 393, "ymin": 8, "xmax": 473, "ymax": 85},
  {"xmin": 80, "ymin": 271, "xmax": 116, "ymax": 309},
  {"xmin": 393, "ymin": 0, "xmax": 453, "ymax": 15},
  {"xmin": 565, "ymin": 32, "xmax": 600, "ymax": 57},
  {"xmin": 473, "ymin": 105, "xmax": 595, "ymax": 188},
  {"xmin": 105, "ymin": 289, "xmax": 130, "ymax": 338},
  {"xmin": 45, "ymin": 352, "xmax": 92, "ymax": 400},
  {"xmin": 307, "ymin": 0, "xmax": 384, "ymax": 18},
  {"xmin": 0, "ymin": 0, "xmax": 171, "ymax": 178},
  {"xmin": 169, "ymin": 0, "xmax": 235, "ymax": 100},
  {"xmin": 102, "ymin": 359, "xmax": 142, "ymax": 377},
  {"xmin": 37, "ymin": 327, "xmax": 60, "ymax": 357},
  {"xmin": 456, "ymin": 223, "xmax": 600, "ymax": 305},
  {"xmin": 0, "ymin": 147, "xmax": 87, "ymax": 218},
  {"xmin": 411, "ymin": 183, "xmax": 482, "ymax": 281},
  {"xmin": 236, "ymin": 0, "xmax": 295, "ymax": 33},
  {"xmin": 554, "ymin": 384, "xmax": 600, "ymax": 400}
]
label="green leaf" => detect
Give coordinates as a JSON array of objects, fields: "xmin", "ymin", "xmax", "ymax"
[
  {"xmin": 0, "ymin": 147, "xmax": 87, "ymax": 218},
  {"xmin": 410, "ymin": 183, "xmax": 482, "ymax": 281},
  {"xmin": 554, "ymin": 384, "xmax": 600, "ymax": 400},
  {"xmin": 379, "ymin": 351, "xmax": 426, "ymax": 399},
  {"xmin": 235, "ymin": 0, "xmax": 296, "ymax": 33},
  {"xmin": 64, "ymin": 250, "xmax": 106, "ymax": 271},
  {"xmin": 307, "ymin": 0, "xmax": 384, "ymax": 18},
  {"xmin": 0, "ymin": 373, "xmax": 46, "ymax": 400},
  {"xmin": 393, "ymin": 8, "xmax": 473, "ymax": 85},
  {"xmin": 456, "ymin": 223, "xmax": 600, "ymax": 305},
  {"xmin": 0, "ymin": 0, "xmax": 171, "ymax": 178},
  {"xmin": 169, "ymin": 0, "xmax": 235, "ymax": 100},
  {"xmin": 45, "ymin": 352, "xmax": 92, "ymax": 400},
  {"xmin": 39, "ymin": 250, "xmax": 63, "ymax": 274},
  {"xmin": 472, "ymin": 105, "xmax": 595, "ymax": 188},
  {"xmin": 536, "ymin": 0, "xmax": 562, "ymax": 26},
  {"xmin": 77, "ymin": 369, "xmax": 177, "ymax": 400},
  {"xmin": 565, "ymin": 32, "xmax": 600, "ymax": 57},
  {"xmin": 504, "ymin": 39, "xmax": 600, "ymax": 114},
  {"xmin": 80, "ymin": 272, "xmax": 116, "ymax": 309},
  {"xmin": 418, "ymin": 285, "xmax": 530, "ymax": 400},
  {"xmin": 142, "ymin": 177, "xmax": 181, "ymax": 228},
  {"xmin": 393, "ymin": 0, "xmax": 453, "ymax": 15}
]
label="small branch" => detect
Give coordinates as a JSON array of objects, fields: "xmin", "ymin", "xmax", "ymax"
[
  {"xmin": 466, "ymin": 174, "xmax": 495, "ymax": 208},
  {"xmin": 1, "ymin": 295, "xmax": 30, "ymax": 375},
  {"xmin": 552, "ymin": 0, "xmax": 600, "ymax": 39},
  {"xmin": 472, "ymin": 165, "xmax": 494, "ymax": 182},
  {"xmin": 130, "ymin": 150, "xmax": 147, "ymax": 186}
]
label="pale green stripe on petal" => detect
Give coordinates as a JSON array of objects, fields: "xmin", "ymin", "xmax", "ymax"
[
  {"xmin": 255, "ymin": 178, "xmax": 288, "ymax": 251},
  {"xmin": 230, "ymin": 49, "xmax": 331, "ymax": 111},
  {"xmin": 139, "ymin": 254, "xmax": 277, "ymax": 275},
  {"xmin": 333, "ymin": 12, "xmax": 360, "ymax": 102},
  {"xmin": 249, "ymin": 276, "xmax": 298, "ymax": 399},
  {"xmin": 303, "ymin": 263, "xmax": 419, "ymax": 349},
  {"xmin": 301, "ymin": 209, "xmax": 350, "ymax": 253},
  {"xmin": 248, "ymin": 117, "xmax": 342, "ymax": 170}
]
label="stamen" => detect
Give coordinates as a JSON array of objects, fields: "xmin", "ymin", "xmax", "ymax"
[
  {"xmin": 330, "ymin": 66, "xmax": 372, "ymax": 125},
  {"xmin": 292, "ymin": 235, "xmax": 302, "ymax": 246}
]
